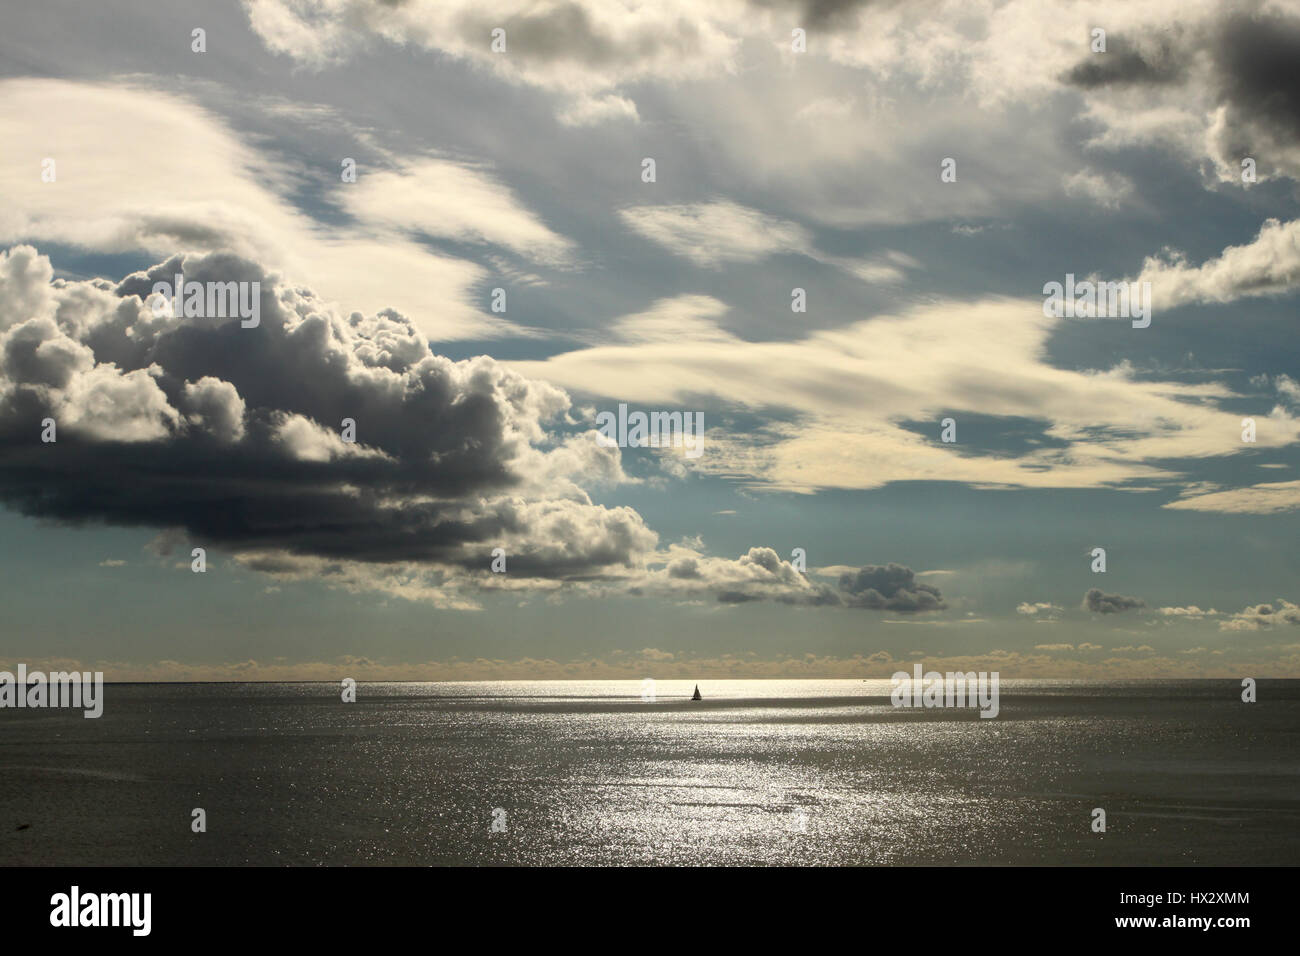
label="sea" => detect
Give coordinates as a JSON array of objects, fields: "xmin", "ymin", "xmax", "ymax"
[{"xmin": 1, "ymin": 679, "xmax": 1297, "ymax": 866}]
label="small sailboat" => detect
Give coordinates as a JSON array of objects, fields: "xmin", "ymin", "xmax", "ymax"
[{"xmin": 691, "ymin": 684, "xmax": 702, "ymax": 701}]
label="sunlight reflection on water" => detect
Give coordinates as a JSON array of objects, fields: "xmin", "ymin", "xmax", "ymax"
[{"xmin": 1, "ymin": 680, "xmax": 1296, "ymax": 865}]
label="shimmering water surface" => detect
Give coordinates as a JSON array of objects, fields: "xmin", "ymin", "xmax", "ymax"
[{"xmin": 1, "ymin": 679, "xmax": 1297, "ymax": 865}]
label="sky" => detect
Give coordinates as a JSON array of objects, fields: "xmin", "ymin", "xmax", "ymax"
[{"xmin": 1, "ymin": 0, "xmax": 1299, "ymax": 680}]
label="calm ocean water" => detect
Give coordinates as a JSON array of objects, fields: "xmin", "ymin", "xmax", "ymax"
[{"xmin": 1, "ymin": 679, "xmax": 1297, "ymax": 865}]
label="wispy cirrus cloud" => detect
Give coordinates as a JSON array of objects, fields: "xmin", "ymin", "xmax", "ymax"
[
  {"xmin": 1164, "ymin": 479, "xmax": 1300, "ymax": 515},
  {"xmin": 618, "ymin": 200, "xmax": 811, "ymax": 267},
  {"xmin": 0, "ymin": 78, "xmax": 573, "ymax": 340},
  {"xmin": 513, "ymin": 295, "xmax": 1298, "ymax": 496}
]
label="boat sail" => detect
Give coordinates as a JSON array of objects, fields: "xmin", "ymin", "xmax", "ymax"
[{"xmin": 691, "ymin": 685, "xmax": 702, "ymax": 700}]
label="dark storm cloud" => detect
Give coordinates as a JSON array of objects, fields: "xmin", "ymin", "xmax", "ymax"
[
  {"xmin": 747, "ymin": 0, "xmax": 893, "ymax": 29},
  {"xmin": 454, "ymin": 2, "xmax": 711, "ymax": 68},
  {"xmin": 1062, "ymin": 10, "xmax": 1300, "ymax": 150},
  {"xmin": 838, "ymin": 563, "xmax": 946, "ymax": 612},
  {"xmin": 0, "ymin": 245, "xmax": 654, "ymax": 576},
  {"xmin": 1212, "ymin": 11, "xmax": 1300, "ymax": 140},
  {"xmin": 1062, "ymin": 40, "xmax": 1185, "ymax": 89},
  {"xmin": 717, "ymin": 590, "xmax": 760, "ymax": 604},
  {"xmin": 1082, "ymin": 587, "xmax": 1145, "ymax": 614}
]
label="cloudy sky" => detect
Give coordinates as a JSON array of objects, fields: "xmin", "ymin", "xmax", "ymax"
[{"xmin": 2, "ymin": 0, "xmax": 1299, "ymax": 680}]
